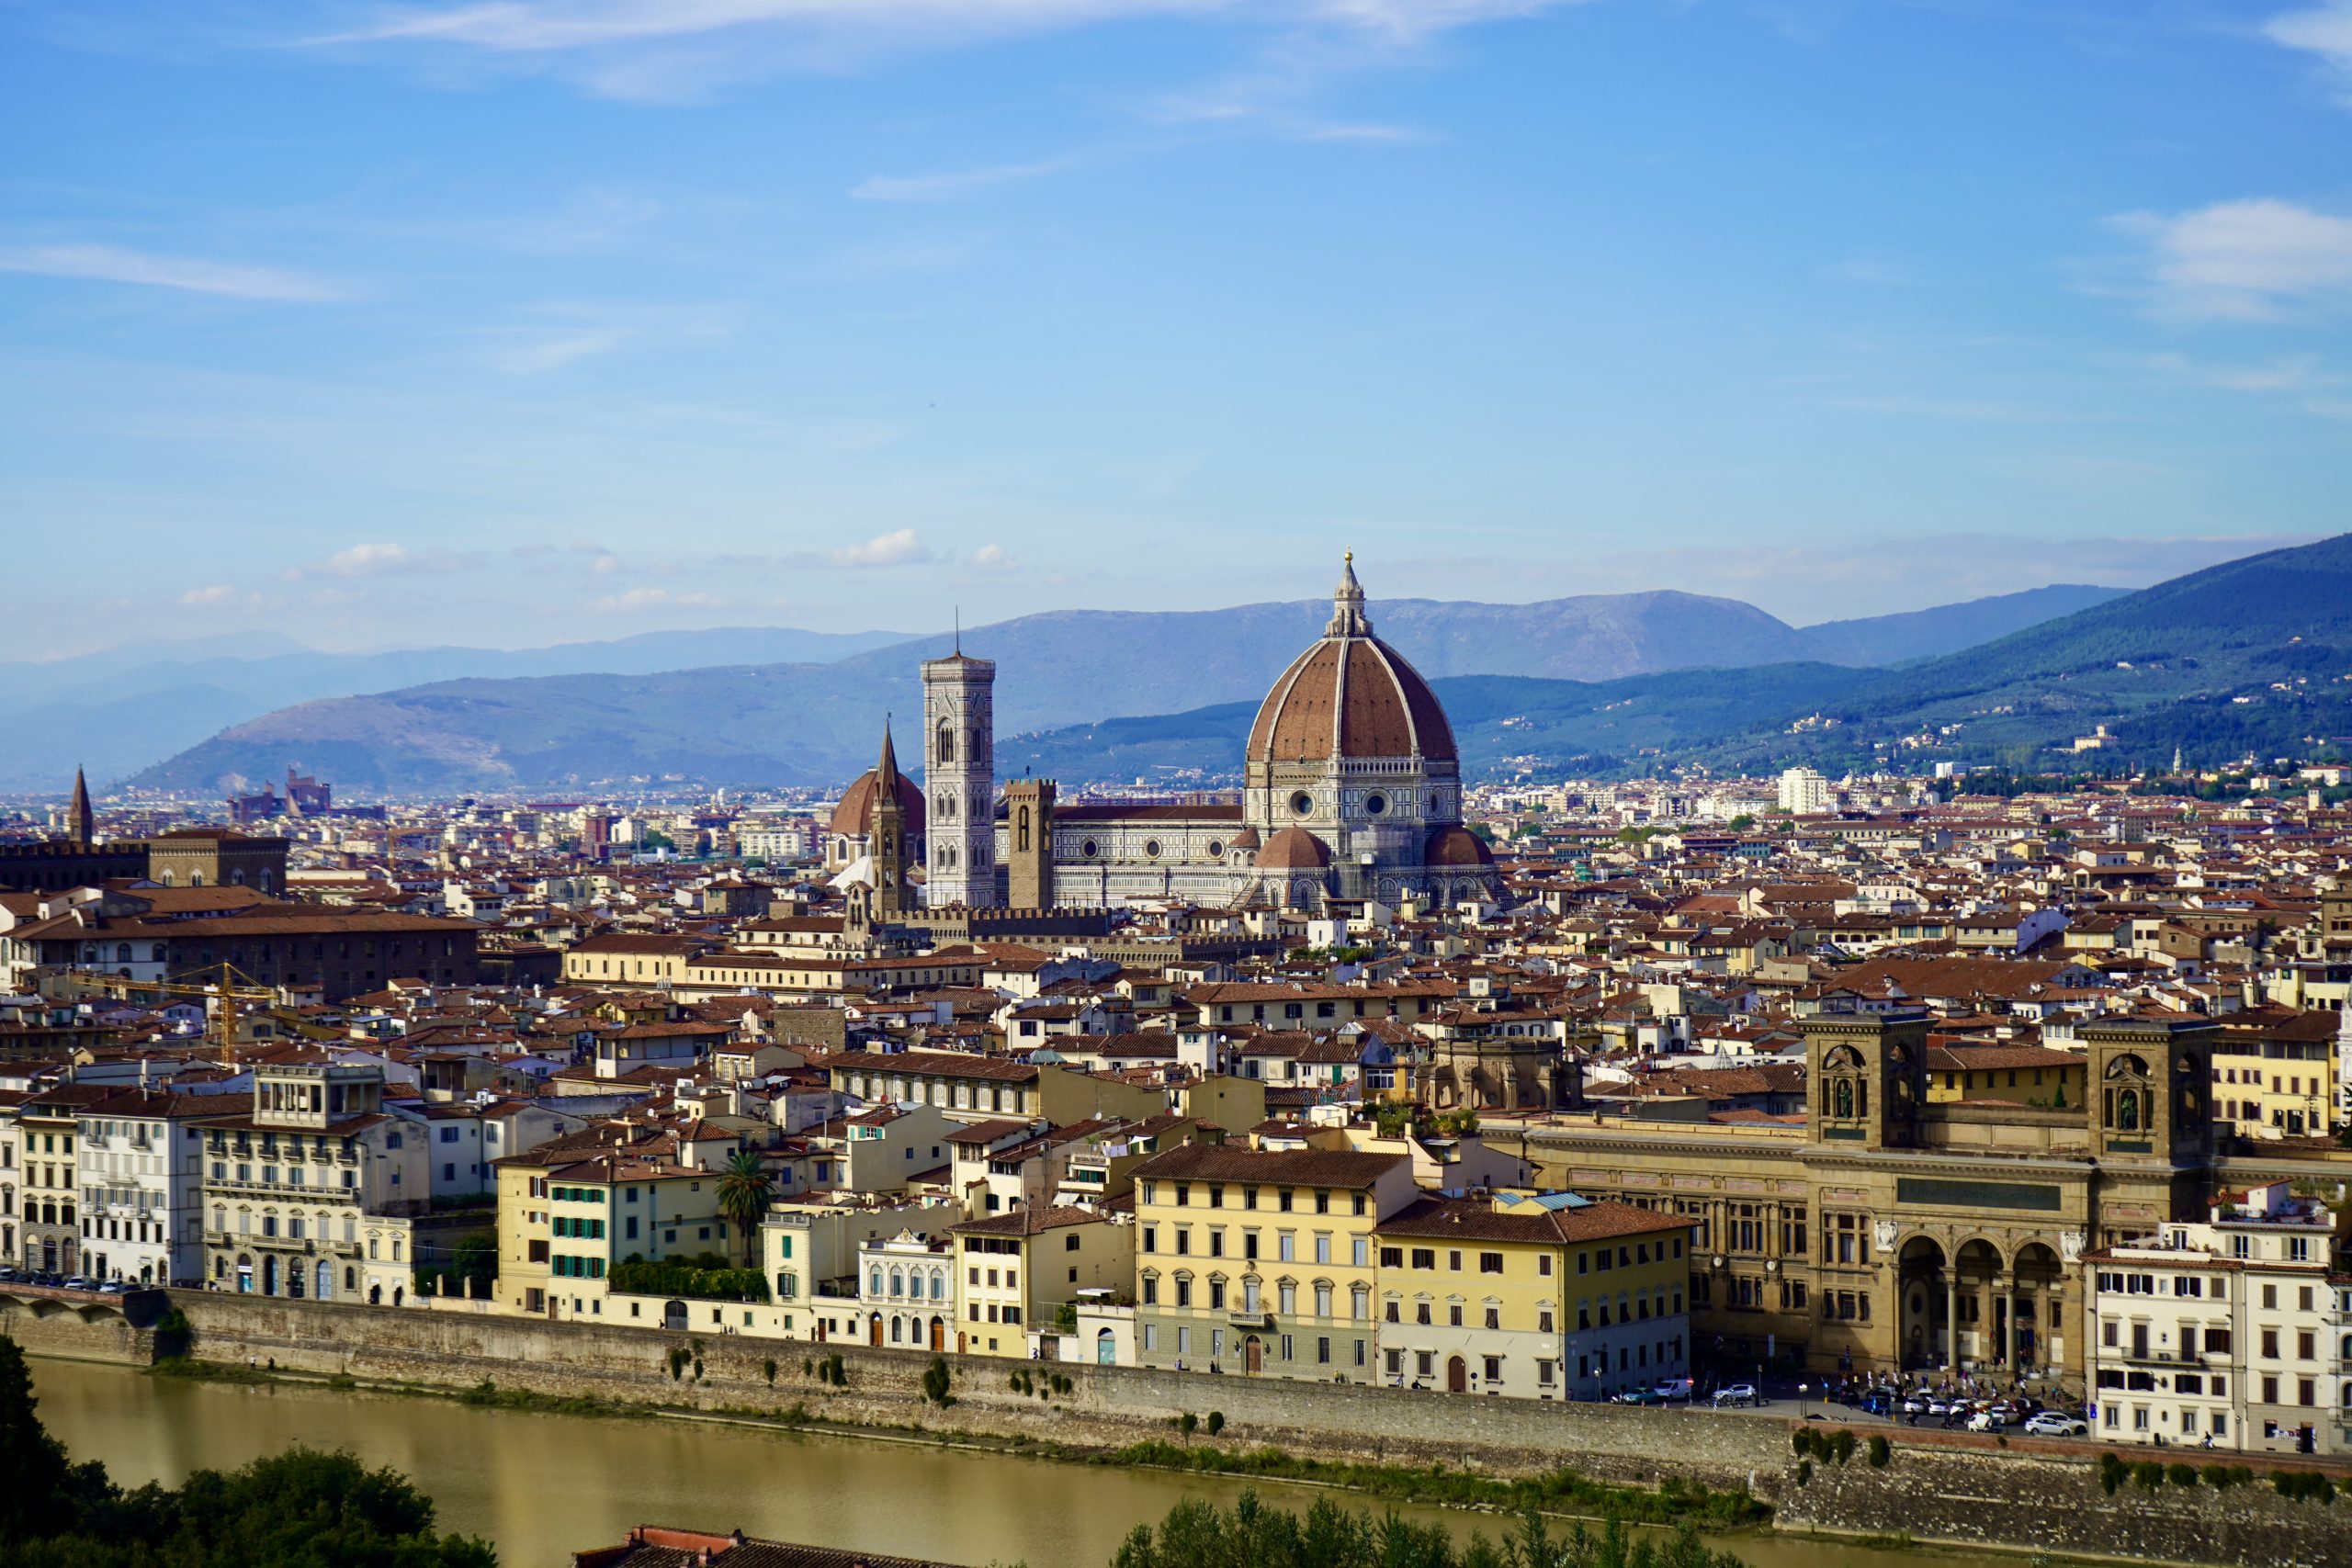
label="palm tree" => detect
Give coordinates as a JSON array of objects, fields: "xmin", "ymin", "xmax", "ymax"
[{"xmin": 716, "ymin": 1148, "xmax": 775, "ymax": 1268}]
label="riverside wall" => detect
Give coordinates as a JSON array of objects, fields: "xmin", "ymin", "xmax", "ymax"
[{"xmin": 11, "ymin": 1293, "xmax": 2350, "ymax": 1567}]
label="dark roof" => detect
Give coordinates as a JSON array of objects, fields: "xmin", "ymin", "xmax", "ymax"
[
  {"xmin": 576, "ymin": 1527, "xmax": 967, "ymax": 1568},
  {"xmin": 1374, "ymin": 1194, "xmax": 1693, "ymax": 1247},
  {"xmin": 1134, "ymin": 1141, "xmax": 1406, "ymax": 1189}
]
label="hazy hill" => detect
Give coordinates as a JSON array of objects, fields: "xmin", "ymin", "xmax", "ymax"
[
  {"xmin": 1802, "ymin": 584, "xmax": 2126, "ymax": 668},
  {"xmin": 120, "ymin": 553, "xmax": 2267, "ymax": 795}
]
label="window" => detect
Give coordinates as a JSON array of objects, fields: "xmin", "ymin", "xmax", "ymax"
[{"xmin": 1479, "ymin": 1251, "xmax": 1504, "ymax": 1274}]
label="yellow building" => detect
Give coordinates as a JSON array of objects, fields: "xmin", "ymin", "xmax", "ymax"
[
  {"xmin": 1373, "ymin": 1191, "xmax": 1694, "ymax": 1401},
  {"xmin": 492, "ymin": 1150, "xmax": 730, "ymax": 1321},
  {"xmin": 825, "ymin": 1048, "xmax": 1168, "ymax": 1125},
  {"xmin": 2214, "ymin": 1009, "xmax": 2340, "ymax": 1139},
  {"xmin": 949, "ymin": 1204, "xmax": 1132, "ymax": 1357},
  {"xmin": 1130, "ymin": 1144, "xmax": 1419, "ymax": 1379},
  {"xmin": 1925, "ymin": 1043, "xmax": 2086, "ymax": 1108}
]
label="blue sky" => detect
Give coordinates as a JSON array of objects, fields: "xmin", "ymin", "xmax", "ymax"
[{"xmin": 4, "ymin": 0, "xmax": 2350, "ymax": 653}]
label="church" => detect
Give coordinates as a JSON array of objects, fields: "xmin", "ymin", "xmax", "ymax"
[{"xmin": 829, "ymin": 558, "xmax": 1499, "ymax": 915}]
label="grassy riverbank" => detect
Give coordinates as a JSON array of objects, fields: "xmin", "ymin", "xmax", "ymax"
[{"xmin": 140, "ymin": 1357, "xmax": 1760, "ymax": 1531}]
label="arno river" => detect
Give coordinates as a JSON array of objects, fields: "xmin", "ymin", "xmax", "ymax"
[{"xmin": 30, "ymin": 1358, "xmax": 1965, "ymax": 1568}]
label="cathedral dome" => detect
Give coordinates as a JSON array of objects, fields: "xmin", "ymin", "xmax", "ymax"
[
  {"xmin": 1245, "ymin": 557, "xmax": 1456, "ymax": 765},
  {"xmin": 1255, "ymin": 826, "xmax": 1332, "ymax": 871},
  {"xmin": 1424, "ymin": 825, "xmax": 1495, "ymax": 869},
  {"xmin": 830, "ymin": 766, "xmax": 925, "ymax": 838}
]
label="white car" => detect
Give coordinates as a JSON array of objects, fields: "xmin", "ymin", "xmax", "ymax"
[
  {"xmin": 1652, "ymin": 1378, "xmax": 1696, "ymax": 1402},
  {"xmin": 1712, "ymin": 1383, "xmax": 1760, "ymax": 1407},
  {"xmin": 1964, "ymin": 1409, "xmax": 1999, "ymax": 1433},
  {"xmin": 2023, "ymin": 1413, "xmax": 2089, "ymax": 1438}
]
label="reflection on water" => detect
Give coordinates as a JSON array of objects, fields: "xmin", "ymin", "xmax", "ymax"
[{"xmin": 29, "ymin": 1358, "xmax": 1951, "ymax": 1568}]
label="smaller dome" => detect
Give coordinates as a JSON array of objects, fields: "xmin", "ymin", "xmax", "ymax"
[
  {"xmin": 1256, "ymin": 826, "xmax": 1332, "ymax": 871},
  {"xmin": 830, "ymin": 767, "xmax": 926, "ymax": 838},
  {"xmin": 1424, "ymin": 825, "xmax": 1495, "ymax": 869},
  {"xmin": 1229, "ymin": 827, "xmax": 1263, "ymax": 852}
]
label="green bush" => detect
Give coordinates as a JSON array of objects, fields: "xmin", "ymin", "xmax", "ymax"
[
  {"xmin": 763, "ymin": 1359, "xmax": 778, "ymax": 1385},
  {"xmin": 1795, "ymin": 1460, "xmax": 1814, "ymax": 1487},
  {"xmin": 608, "ymin": 1260, "xmax": 770, "ymax": 1302},
  {"xmin": 2199, "ymin": 1463, "xmax": 2235, "ymax": 1489},
  {"xmin": 1866, "ymin": 1435, "xmax": 1890, "ymax": 1468},
  {"xmin": 1206, "ymin": 1412, "xmax": 1226, "ymax": 1438},
  {"xmin": 2098, "ymin": 1452, "xmax": 2127, "ymax": 1495},
  {"xmin": 2132, "ymin": 1461, "xmax": 2164, "ymax": 1491},
  {"xmin": 1829, "ymin": 1429, "xmax": 1858, "ymax": 1466},
  {"xmin": 922, "ymin": 1356, "xmax": 954, "ymax": 1406},
  {"xmin": 2165, "ymin": 1463, "xmax": 2198, "ymax": 1488},
  {"xmin": 2273, "ymin": 1471, "xmax": 2337, "ymax": 1505}
]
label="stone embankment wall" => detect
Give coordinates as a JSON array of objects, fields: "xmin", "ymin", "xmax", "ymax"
[
  {"xmin": 14, "ymin": 1294, "xmax": 2350, "ymax": 1568},
  {"xmin": 164, "ymin": 1292, "xmax": 1790, "ymax": 1491},
  {"xmin": 1779, "ymin": 1448, "xmax": 2346, "ymax": 1568},
  {"xmin": 0, "ymin": 1297, "xmax": 155, "ymax": 1365}
]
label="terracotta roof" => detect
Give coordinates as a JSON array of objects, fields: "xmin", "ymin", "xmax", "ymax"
[
  {"xmin": 1374, "ymin": 1194, "xmax": 1694, "ymax": 1247},
  {"xmin": 828, "ymin": 766, "xmax": 925, "ymax": 839},
  {"xmin": 1135, "ymin": 1141, "xmax": 1405, "ymax": 1189}
]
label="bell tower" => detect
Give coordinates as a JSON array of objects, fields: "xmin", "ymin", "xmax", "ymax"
[
  {"xmin": 1005, "ymin": 779, "xmax": 1056, "ymax": 910},
  {"xmin": 921, "ymin": 647, "xmax": 996, "ymax": 908},
  {"xmin": 869, "ymin": 722, "xmax": 910, "ymax": 920},
  {"xmin": 1804, "ymin": 1010, "xmax": 1928, "ymax": 1150},
  {"xmin": 2083, "ymin": 1017, "xmax": 2216, "ymax": 1167}
]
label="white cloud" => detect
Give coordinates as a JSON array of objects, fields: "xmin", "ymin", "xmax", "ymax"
[
  {"xmin": 303, "ymin": 0, "xmax": 1583, "ymax": 100},
  {"xmin": 177, "ymin": 583, "xmax": 254, "ymax": 606},
  {"xmin": 2139, "ymin": 352, "xmax": 2334, "ymax": 393},
  {"xmin": 826, "ymin": 528, "xmax": 935, "ymax": 568},
  {"xmin": 2266, "ymin": 2, "xmax": 2352, "ymax": 98},
  {"xmin": 0, "ymin": 243, "xmax": 345, "ymax": 302},
  {"xmin": 590, "ymin": 586, "xmax": 723, "ymax": 612},
  {"xmin": 969, "ymin": 542, "xmax": 1015, "ymax": 570},
  {"xmin": 280, "ymin": 542, "xmax": 489, "ymax": 581},
  {"xmin": 853, "ymin": 155, "xmax": 1090, "ymax": 203},
  {"xmin": 2114, "ymin": 198, "xmax": 2352, "ymax": 320},
  {"xmin": 474, "ymin": 302, "xmax": 736, "ymax": 373}
]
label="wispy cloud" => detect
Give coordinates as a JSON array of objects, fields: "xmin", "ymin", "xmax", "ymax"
[
  {"xmin": 0, "ymin": 242, "xmax": 346, "ymax": 301},
  {"xmin": 2112, "ymin": 198, "xmax": 2352, "ymax": 320},
  {"xmin": 590, "ymin": 586, "xmax": 723, "ymax": 612},
  {"xmin": 473, "ymin": 301, "xmax": 737, "ymax": 374},
  {"xmin": 2266, "ymin": 2, "xmax": 2352, "ymax": 101},
  {"xmin": 969, "ymin": 542, "xmax": 1015, "ymax": 571},
  {"xmin": 852, "ymin": 155, "xmax": 1091, "ymax": 203},
  {"xmin": 2139, "ymin": 351, "xmax": 2335, "ymax": 393},
  {"xmin": 178, "ymin": 583, "xmax": 258, "ymax": 606},
  {"xmin": 826, "ymin": 528, "xmax": 934, "ymax": 568},
  {"xmin": 301, "ymin": 0, "xmax": 1583, "ymax": 100},
  {"xmin": 280, "ymin": 542, "xmax": 489, "ymax": 581}
]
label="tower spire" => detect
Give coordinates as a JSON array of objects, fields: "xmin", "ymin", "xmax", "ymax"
[
  {"xmin": 878, "ymin": 714, "xmax": 898, "ymax": 781},
  {"xmin": 1327, "ymin": 550, "xmax": 1371, "ymax": 637},
  {"xmin": 69, "ymin": 766, "xmax": 93, "ymax": 847}
]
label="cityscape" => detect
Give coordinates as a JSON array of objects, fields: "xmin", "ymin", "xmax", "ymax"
[{"xmin": 6, "ymin": 4, "xmax": 2352, "ymax": 1568}]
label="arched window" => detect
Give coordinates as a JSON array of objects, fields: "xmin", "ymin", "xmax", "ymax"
[
  {"xmin": 870, "ymin": 1269, "xmax": 884, "ymax": 1296},
  {"xmin": 1833, "ymin": 1079, "xmax": 1855, "ymax": 1120},
  {"xmin": 1016, "ymin": 807, "xmax": 1031, "ymax": 853},
  {"xmin": 936, "ymin": 720, "xmax": 956, "ymax": 766},
  {"xmin": 115, "ymin": 943, "xmax": 131, "ymax": 964},
  {"xmin": 890, "ymin": 1269, "xmax": 905, "ymax": 1298},
  {"xmin": 2116, "ymin": 1089, "xmax": 2140, "ymax": 1131}
]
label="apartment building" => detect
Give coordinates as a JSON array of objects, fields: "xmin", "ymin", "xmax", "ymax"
[
  {"xmin": 1373, "ymin": 1191, "xmax": 1695, "ymax": 1401},
  {"xmin": 1130, "ymin": 1143, "xmax": 1417, "ymax": 1380},
  {"xmin": 2087, "ymin": 1181, "xmax": 2347, "ymax": 1455},
  {"xmin": 950, "ymin": 1203, "xmax": 1132, "ymax": 1358}
]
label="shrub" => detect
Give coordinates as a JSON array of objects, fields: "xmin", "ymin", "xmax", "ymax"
[
  {"xmin": 2098, "ymin": 1453, "xmax": 2127, "ymax": 1495},
  {"xmin": 1795, "ymin": 1460, "xmax": 1814, "ymax": 1488},
  {"xmin": 1830, "ymin": 1429, "xmax": 1858, "ymax": 1466},
  {"xmin": 764, "ymin": 1359, "xmax": 778, "ymax": 1385},
  {"xmin": 1791, "ymin": 1429, "xmax": 1812, "ymax": 1459},
  {"xmin": 1206, "ymin": 1412, "xmax": 1225, "ymax": 1438},
  {"xmin": 2199, "ymin": 1463, "xmax": 2235, "ymax": 1489},
  {"xmin": 825, "ymin": 1353, "xmax": 844, "ymax": 1387},
  {"xmin": 608, "ymin": 1260, "xmax": 771, "ymax": 1303},
  {"xmin": 2274, "ymin": 1471, "xmax": 2336, "ymax": 1505},
  {"xmin": 1866, "ymin": 1435, "xmax": 1890, "ymax": 1468},
  {"xmin": 921, "ymin": 1356, "xmax": 954, "ymax": 1406},
  {"xmin": 666, "ymin": 1347, "xmax": 691, "ymax": 1381},
  {"xmin": 2166, "ymin": 1463, "xmax": 2198, "ymax": 1488},
  {"xmin": 691, "ymin": 1357, "xmax": 705, "ymax": 1382},
  {"xmin": 1177, "ymin": 1412, "xmax": 1198, "ymax": 1443},
  {"xmin": 2132, "ymin": 1461, "xmax": 2164, "ymax": 1491}
]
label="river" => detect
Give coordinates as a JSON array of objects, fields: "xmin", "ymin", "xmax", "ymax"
[{"xmin": 28, "ymin": 1358, "xmax": 1963, "ymax": 1568}]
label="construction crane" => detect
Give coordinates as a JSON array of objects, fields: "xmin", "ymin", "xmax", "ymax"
[{"xmin": 78, "ymin": 964, "xmax": 279, "ymax": 1050}]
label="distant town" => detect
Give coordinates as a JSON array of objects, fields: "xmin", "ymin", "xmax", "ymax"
[{"xmin": 4, "ymin": 562, "xmax": 2352, "ymax": 1475}]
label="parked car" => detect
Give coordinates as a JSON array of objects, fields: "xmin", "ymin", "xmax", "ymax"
[
  {"xmin": 2023, "ymin": 1413, "xmax": 2089, "ymax": 1438},
  {"xmin": 97, "ymin": 1280, "xmax": 130, "ymax": 1295},
  {"xmin": 1613, "ymin": 1388, "xmax": 1668, "ymax": 1405},
  {"xmin": 1712, "ymin": 1383, "xmax": 1761, "ymax": 1407},
  {"xmin": 1654, "ymin": 1378, "xmax": 1697, "ymax": 1402},
  {"xmin": 1965, "ymin": 1409, "xmax": 2001, "ymax": 1433},
  {"xmin": 1900, "ymin": 1395, "xmax": 1928, "ymax": 1416},
  {"xmin": 0, "ymin": 1268, "xmax": 17, "ymax": 1283},
  {"xmin": 1861, "ymin": 1392, "xmax": 1894, "ymax": 1417},
  {"xmin": 62, "ymin": 1277, "xmax": 92, "ymax": 1292}
]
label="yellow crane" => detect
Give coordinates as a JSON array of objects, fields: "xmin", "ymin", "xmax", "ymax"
[{"xmin": 82, "ymin": 964, "xmax": 278, "ymax": 1049}]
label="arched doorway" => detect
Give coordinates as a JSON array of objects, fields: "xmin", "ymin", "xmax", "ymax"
[
  {"xmin": 261, "ymin": 1256, "xmax": 278, "ymax": 1297},
  {"xmin": 869, "ymin": 1314, "xmax": 883, "ymax": 1348},
  {"xmin": 369, "ymin": 1284, "xmax": 382, "ymax": 1305},
  {"xmin": 315, "ymin": 1261, "xmax": 333, "ymax": 1302},
  {"xmin": 1897, "ymin": 1236, "xmax": 1947, "ymax": 1371},
  {"xmin": 1953, "ymin": 1238, "xmax": 2007, "ymax": 1371},
  {"xmin": 1446, "ymin": 1355, "xmax": 1467, "ymax": 1393},
  {"xmin": 663, "ymin": 1299, "xmax": 688, "ymax": 1331},
  {"xmin": 1244, "ymin": 1336, "xmax": 1262, "ymax": 1374},
  {"xmin": 930, "ymin": 1316, "xmax": 944, "ymax": 1352},
  {"xmin": 1097, "ymin": 1328, "xmax": 1116, "ymax": 1365},
  {"xmin": 2011, "ymin": 1242, "xmax": 2063, "ymax": 1372}
]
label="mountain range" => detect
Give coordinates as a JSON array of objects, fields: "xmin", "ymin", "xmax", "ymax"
[{"xmin": 96, "ymin": 573, "xmax": 2168, "ymax": 796}]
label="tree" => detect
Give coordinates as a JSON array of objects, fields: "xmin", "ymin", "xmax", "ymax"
[
  {"xmin": 716, "ymin": 1148, "xmax": 776, "ymax": 1267},
  {"xmin": 0, "ymin": 1337, "xmax": 73, "ymax": 1544},
  {"xmin": 0, "ymin": 1337, "xmax": 493, "ymax": 1567}
]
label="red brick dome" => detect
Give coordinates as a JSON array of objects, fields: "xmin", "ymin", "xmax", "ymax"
[
  {"xmin": 1424, "ymin": 825, "xmax": 1494, "ymax": 869},
  {"xmin": 1255, "ymin": 826, "xmax": 1333, "ymax": 871},
  {"xmin": 1245, "ymin": 559, "xmax": 1455, "ymax": 765},
  {"xmin": 829, "ymin": 767, "xmax": 925, "ymax": 838}
]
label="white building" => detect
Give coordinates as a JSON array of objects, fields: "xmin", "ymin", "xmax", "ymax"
[
  {"xmin": 1777, "ymin": 767, "xmax": 1832, "ymax": 816},
  {"xmin": 74, "ymin": 1088, "xmax": 217, "ymax": 1287},
  {"xmin": 2086, "ymin": 1180, "xmax": 2347, "ymax": 1456},
  {"xmin": 855, "ymin": 1226, "xmax": 956, "ymax": 1351}
]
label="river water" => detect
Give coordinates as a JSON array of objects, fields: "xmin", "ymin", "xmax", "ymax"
[{"xmin": 28, "ymin": 1358, "xmax": 1959, "ymax": 1568}]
